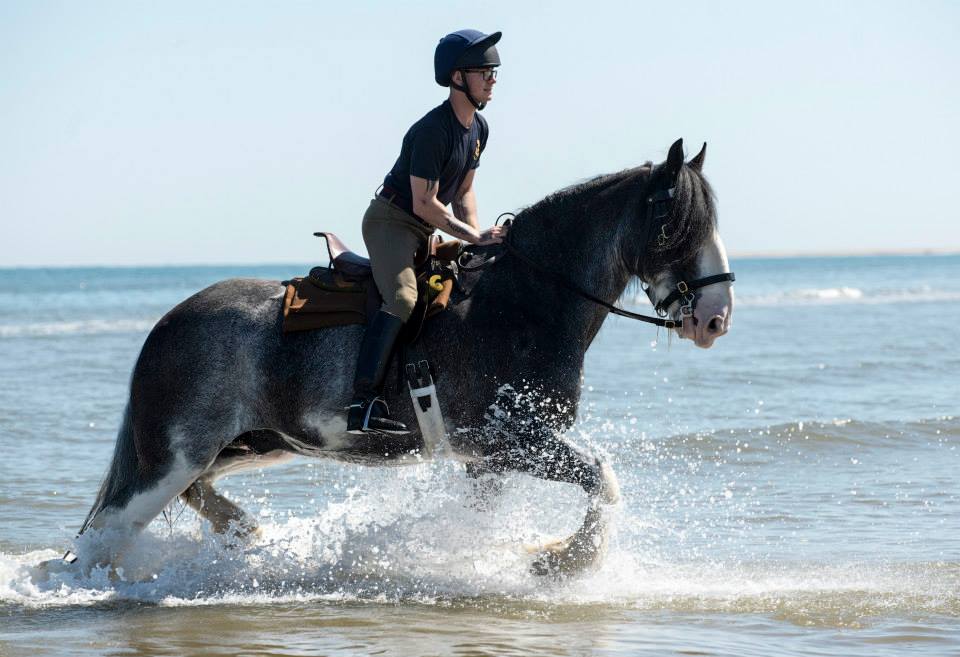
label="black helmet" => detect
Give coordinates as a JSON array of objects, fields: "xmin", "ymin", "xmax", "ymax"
[{"xmin": 434, "ymin": 29, "xmax": 502, "ymax": 87}]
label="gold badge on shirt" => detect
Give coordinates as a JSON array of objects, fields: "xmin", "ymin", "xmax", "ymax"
[{"xmin": 474, "ymin": 139, "xmax": 480, "ymax": 160}]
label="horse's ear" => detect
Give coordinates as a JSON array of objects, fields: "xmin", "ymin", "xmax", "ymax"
[
  {"xmin": 666, "ymin": 138, "xmax": 684, "ymax": 181},
  {"xmin": 689, "ymin": 142, "xmax": 706, "ymax": 172}
]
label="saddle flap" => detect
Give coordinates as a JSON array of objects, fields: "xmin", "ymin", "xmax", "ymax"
[
  {"xmin": 282, "ymin": 270, "xmax": 374, "ymax": 333},
  {"xmin": 414, "ymin": 235, "xmax": 437, "ymax": 268},
  {"xmin": 413, "ymin": 235, "xmax": 462, "ymax": 267},
  {"xmin": 432, "ymin": 237, "xmax": 462, "ymax": 263}
]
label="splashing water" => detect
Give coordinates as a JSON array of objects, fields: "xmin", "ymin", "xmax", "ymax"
[{"xmin": 2, "ymin": 257, "xmax": 960, "ymax": 656}]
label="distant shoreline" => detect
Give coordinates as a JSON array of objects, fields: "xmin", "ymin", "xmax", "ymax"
[
  {"xmin": 1, "ymin": 249, "xmax": 958, "ymax": 270},
  {"xmin": 729, "ymin": 248, "xmax": 960, "ymax": 259}
]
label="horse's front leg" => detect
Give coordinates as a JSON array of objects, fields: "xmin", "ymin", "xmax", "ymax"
[{"xmin": 483, "ymin": 434, "xmax": 621, "ymax": 577}]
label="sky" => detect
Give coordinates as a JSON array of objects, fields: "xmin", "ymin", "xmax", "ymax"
[{"xmin": 1, "ymin": 0, "xmax": 958, "ymax": 267}]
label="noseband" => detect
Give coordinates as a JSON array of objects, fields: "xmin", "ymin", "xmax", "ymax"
[{"xmin": 499, "ymin": 182, "xmax": 735, "ymax": 329}]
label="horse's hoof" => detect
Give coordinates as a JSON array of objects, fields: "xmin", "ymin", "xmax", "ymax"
[
  {"xmin": 216, "ymin": 523, "xmax": 262, "ymax": 549},
  {"xmin": 236, "ymin": 522, "xmax": 262, "ymax": 540},
  {"xmin": 530, "ymin": 550, "xmax": 564, "ymax": 577},
  {"xmin": 528, "ymin": 536, "xmax": 581, "ymax": 578},
  {"xmin": 29, "ymin": 557, "xmax": 74, "ymax": 582},
  {"xmin": 528, "ymin": 524, "xmax": 608, "ymax": 578}
]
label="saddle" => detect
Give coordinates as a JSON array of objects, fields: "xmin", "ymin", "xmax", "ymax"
[{"xmin": 281, "ymin": 232, "xmax": 460, "ymax": 338}]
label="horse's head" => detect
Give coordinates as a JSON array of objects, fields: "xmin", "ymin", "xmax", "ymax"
[{"xmin": 626, "ymin": 139, "xmax": 734, "ymax": 348}]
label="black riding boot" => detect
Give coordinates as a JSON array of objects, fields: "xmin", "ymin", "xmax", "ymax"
[{"xmin": 347, "ymin": 310, "xmax": 409, "ymax": 435}]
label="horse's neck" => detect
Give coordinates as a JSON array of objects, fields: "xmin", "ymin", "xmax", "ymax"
[{"xmin": 476, "ymin": 204, "xmax": 632, "ymax": 356}]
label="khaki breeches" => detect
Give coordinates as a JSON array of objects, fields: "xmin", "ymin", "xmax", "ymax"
[{"xmin": 362, "ymin": 197, "xmax": 433, "ymax": 322}]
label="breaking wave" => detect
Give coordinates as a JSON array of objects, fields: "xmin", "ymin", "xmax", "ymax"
[
  {"xmin": 0, "ymin": 318, "xmax": 156, "ymax": 339},
  {"xmin": 727, "ymin": 286, "xmax": 960, "ymax": 308},
  {"xmin": 632, "ymin": 417, "xmax": 960, "ymax": 453},
  {"xmin": 627, "ymin": 285, "xmax": 960, "ymax": 309}
]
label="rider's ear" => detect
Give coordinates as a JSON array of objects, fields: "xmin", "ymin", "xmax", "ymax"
[
  {"xmin": 666, "ymin": 138, "xmax": 684, "ymax": 183},
  {"xmin": 689, "ymin": 142, "xmax": 706, "ymax": 172},
  {"xmin": 451, "ymin": 70, "xmax": 463, "ymax": 86}
]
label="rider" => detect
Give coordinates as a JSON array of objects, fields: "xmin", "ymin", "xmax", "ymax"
[{"xmin": 347, "ymin": 29, "xmax": 508, "ymax": 435}]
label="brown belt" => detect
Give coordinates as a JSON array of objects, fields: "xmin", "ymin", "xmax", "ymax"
[
  {"xmin": 377, "ymin": 184, "xmax": 414, "ymax": 214},
  {"xmin": 375, "ymin": 184, "xmax": 431, "ymax": 228}
]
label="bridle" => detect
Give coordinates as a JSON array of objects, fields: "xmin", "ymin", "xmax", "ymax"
[
  {"xmin": 495, "ymin": 181, "xmax": 735, "ymax": 330},
  {"xmin": 639, "ymin": 185, "xmax": 736, "ymax": 324}
]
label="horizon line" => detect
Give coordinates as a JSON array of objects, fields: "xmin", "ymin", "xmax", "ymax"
[{"xmin": 1, "ymin": 247, "xmax": 958, "ymax": 271}]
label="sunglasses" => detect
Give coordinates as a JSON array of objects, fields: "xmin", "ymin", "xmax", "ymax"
[{"xmin": 462, "ymin": 68, "xmax": 498, "ymax": 82}]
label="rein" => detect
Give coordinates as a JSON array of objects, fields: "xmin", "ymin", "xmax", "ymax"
[
  {"xmin": 494, "ymin": 184, "xmax": 735, "ymax": 329},
  {"xmin": 501, "ymin": 237, "xmax": 683, "ymax": 327}
]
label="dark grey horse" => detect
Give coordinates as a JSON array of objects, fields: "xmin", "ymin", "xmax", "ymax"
[{"xmin": 75, "ymin": 139, "xmax": 734, "ymax": 576}]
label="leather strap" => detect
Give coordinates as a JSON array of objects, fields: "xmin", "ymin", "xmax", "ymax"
[
  {"xmin": 654, "ymin": 272, "xmax": 737, "ymax": 316},
  {"xmin": 502, "ymin": 238, "xmax": 687, "ymax": 328}
]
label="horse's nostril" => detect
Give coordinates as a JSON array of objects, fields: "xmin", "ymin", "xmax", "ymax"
[{"xmin": 708, "ymin": 316, "xmax": 723, "ymax": 334}]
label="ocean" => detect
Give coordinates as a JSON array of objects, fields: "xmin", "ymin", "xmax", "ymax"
[{"xmin": 1, "ymin": 255, "xmax": 958, "ymax": 656}]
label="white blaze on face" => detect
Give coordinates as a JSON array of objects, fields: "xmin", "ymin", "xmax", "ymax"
[{"xmin": 648, "ymin": 226, "xmax": 734, "ymax": 349}]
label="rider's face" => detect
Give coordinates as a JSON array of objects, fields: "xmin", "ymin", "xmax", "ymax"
[{"xmin": 461, "ymin": 68, "xmax": 497, "ymax": 103}]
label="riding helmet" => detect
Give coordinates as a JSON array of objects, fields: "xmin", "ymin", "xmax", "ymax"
[{"xmin": 434, "ymin": 29, "xmax": 502, "ymax": 87}]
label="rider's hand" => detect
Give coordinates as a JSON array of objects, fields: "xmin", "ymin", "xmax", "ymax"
[{"xmin": 476, "ymin": 224, "xmax": 508, "ymax": 246}]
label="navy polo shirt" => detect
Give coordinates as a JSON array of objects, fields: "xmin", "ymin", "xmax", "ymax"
[{"xmin": 382, "ymin": 101, "xmax": 488, "ymax": 212}]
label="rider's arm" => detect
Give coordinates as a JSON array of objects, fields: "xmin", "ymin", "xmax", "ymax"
[
  {"xmin": 451, "ymin": 169, "xmax": 480, "ymax": 230},
  {"xmin": 410, "ymin": 175, "xmax": 483, "ymax": 243}
]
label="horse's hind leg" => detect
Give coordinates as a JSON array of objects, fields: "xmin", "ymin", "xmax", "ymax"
[
  {"xmin": 180, "ymin": 434, "xmax": 294, "ymax": 538},
  {"xmin": 181, "ymin": 478, "xmax": 260, "ymax": 538},
  {"xmin": 81, "ymin": 452, "xmax": 205, "ymax": 569},
  {"xmin": 485, "ymin": 435, "xmax": 621, "ymax": 577}
]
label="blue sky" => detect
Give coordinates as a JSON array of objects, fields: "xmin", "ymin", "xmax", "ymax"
[{"xmin": 1, "ymin": 1, "xmax": 957, "ymax": 266}]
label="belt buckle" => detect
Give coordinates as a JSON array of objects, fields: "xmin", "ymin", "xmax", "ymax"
[
  {"xmin": 375, "ymin": 184, "xmax": 395, "ymax": 205},
  {"xmin": 379, "ymin": 188, "xmax": 397, "ymax": 205}
]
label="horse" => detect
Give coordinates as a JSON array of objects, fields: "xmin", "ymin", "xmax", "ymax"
[{"xmin": 71, "ymin": 139, "xmax": 734, "ymax": 577}]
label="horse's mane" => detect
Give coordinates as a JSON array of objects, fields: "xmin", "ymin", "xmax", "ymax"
[
  {"xmin": 514, "ymin": 166, "xmax": 644, "ymax": 226},
  {"xmin": 651, "ymin": 164, "xmax": 717, "ymax": 280},
  {"xmin": 512, "ymin": 161, "xmax": 717, "ymax": 281}
]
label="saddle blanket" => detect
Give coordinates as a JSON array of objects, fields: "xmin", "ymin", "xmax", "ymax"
[{"xmin": 281, "ymin": 268, "xmax": 454, "ymax": 333}]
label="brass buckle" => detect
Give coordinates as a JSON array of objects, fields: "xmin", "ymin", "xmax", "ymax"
[
  {"xmin": 657, "ymin": 225, "xmax": 669, "ymax": 247},
  {"xmin": 677, "ymin": 281, "xmax": 689, "ymax": 294}
]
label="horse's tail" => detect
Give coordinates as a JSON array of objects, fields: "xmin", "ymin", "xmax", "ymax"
[{"xmin": 78, "ymin": 403, "xmax": 140, "ymax": 535}]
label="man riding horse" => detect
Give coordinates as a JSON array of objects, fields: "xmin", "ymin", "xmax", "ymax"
[{"xmin": 348, "ymin": 29, "xmax": 509, "ymax": 436}]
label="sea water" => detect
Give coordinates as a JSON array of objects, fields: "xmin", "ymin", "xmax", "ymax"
[{"xmin": 1, "ymin": 255, "xmax": 958, "ymax": 656}]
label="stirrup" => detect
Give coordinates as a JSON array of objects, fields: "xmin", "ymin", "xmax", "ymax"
[{"xmin": 347, "ymin": 397, "xmax": 410, "ymax": 435}]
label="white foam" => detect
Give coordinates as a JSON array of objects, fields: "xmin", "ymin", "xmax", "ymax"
[{"xmin": 2, "ymin": 459, "xmax": 956, "ymax": 619}]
